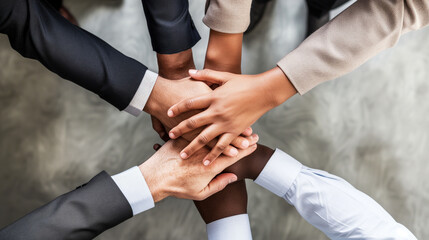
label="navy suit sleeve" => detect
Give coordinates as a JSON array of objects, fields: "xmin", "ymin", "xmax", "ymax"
[
  {"xmin": 0, "ymin": 0, "xmax": 147, "ymax": 110},
  {"xmin": 141, "ymin": 0, "xmax": 201, "ymax": 54},
  {"xmin": 0, "ymin": 171, "xmax": 133, "ymax": 240}
]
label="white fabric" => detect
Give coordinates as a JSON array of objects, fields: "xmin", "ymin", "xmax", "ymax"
[
  {"xmin": 111, "ymin": 166, "xmax": 155, "ymax": 215},
  {"xmin": 207, "ymin": 214, "xmax": 252, "ymax": 240},
  {"xmin": 255, "ymin": 149, "xmax": 416, "ymax": 240},
  {"xmin": 124, "ymin": 70, "xmax": 158, "ymax": 116}
]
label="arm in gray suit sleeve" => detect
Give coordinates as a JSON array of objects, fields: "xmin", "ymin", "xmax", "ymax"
[
  {"xmin": 0, "ymin": 171, "xmax": 133, "ymax": 240},
  {"xmin": 0, "ymin": 0, "xmax": 148, "ymax": 110}
]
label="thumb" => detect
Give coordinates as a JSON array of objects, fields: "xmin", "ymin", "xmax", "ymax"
[
  {"xmin": 198, "ymin": 173, "xmax": 238, "ymax": 200},
  {"xmin": 188, "ymin": 69, "xmax": 233, "ymax": 85}
]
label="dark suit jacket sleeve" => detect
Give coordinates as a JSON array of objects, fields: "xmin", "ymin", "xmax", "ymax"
[
  {"xmin": 141, "ymin": 0, "xmax": 201, "ymax": 54},
  {"xmin": 0, "ymin": 171, "xmax": 133, "ymax": 240},
  {"xmin": 0, "ymin": 0, "xmax": 148, "ymax": 110}
]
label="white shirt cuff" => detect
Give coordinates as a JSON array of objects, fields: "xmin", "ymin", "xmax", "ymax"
[
  {"xmin": 207, "ymin": 214, "xmax": 252, "ymax": 240},
  {"xmin": 111, "ymin": 166, "xmax": 155, "ymax": 215},
  {"xmin": 254, "ymin": 149, "xmax": 302, "ymax": 197},
  {"xmin": 124, "ymin": 70, "xmax": 158, "ymax": 117}
]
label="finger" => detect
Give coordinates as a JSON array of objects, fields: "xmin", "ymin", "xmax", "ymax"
[
  {"xmin": 247, "ymin": 134, "xmax": 259, "ymax": 146},
  {"xmin": 207, "ymin": 139, "xmax": 240, "ymax": 158},
  {"xmin": 168, "ymin": 95, "xmax": 212, "ymax": 118},
  {"xmin": 180, "ymin": 125, "xmax": 220, "ymax": 159},
  {"xmin": 241, "ymin": 127, "xmax": 253, "ymax": 137},
  {"xmin": 169, "ymin": 113, "xmax": 211, "ymax": 139},
  {"xmin": 151, "ymin": 116, "xmax": 167, "ymax": 141},
  {"xmin": 188, "ymin": 69, "xmax": 233, "ymax": 85},
  {"xmin": 232, "ymin": 133, "xmax": 259, "ymax": 150},
  {"xmin": 203, "ymin": 133, "xmax": 237, "ymax": 166},
  {"xmin": 213, "ymin": 144, "xmax": 258, "ymax": 173},
  {"xmin": 231, "ymin": 136, "xmax": 250, "ymax": 150},
  {"xmin": 197, "ymin": 173, "xmax": 237, "ymax": 201}
]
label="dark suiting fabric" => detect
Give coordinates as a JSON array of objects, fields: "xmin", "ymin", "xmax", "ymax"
[
  {"xmin": 0, "ymin": 0, "xmax": 147, "ymax": 110},
  {"xmin": 142, "ymin": 0, "xmax": 201, "ymax": 54},
  {"xmin": 0, "ymin": 171, "xmax": 133, "ymax": 240}
]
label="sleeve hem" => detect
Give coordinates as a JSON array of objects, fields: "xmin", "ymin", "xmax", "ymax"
[
  {"xmin": 255, "ymin": 148, "xmax": 302, "ymax": 197},
  {"xmin": 124, "ymin": 70, "xmax": 158, "ymax": 116}
]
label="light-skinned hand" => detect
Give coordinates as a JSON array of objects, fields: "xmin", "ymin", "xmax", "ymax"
[{"xmin": 139, "ymin": 139, "xmax": 257, "ymax": 202}]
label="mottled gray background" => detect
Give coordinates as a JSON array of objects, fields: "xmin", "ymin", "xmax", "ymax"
[{"xmin": 0, "ymin": 0, "xmax": 428, "ymax": 239}]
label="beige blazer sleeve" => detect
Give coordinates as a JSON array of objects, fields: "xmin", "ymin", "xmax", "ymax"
[
  {"xmin": 278, "ymin": 0, "xmax": 429, "ymax": 95},
  {"xmin": 203, "ymin": 0, "xmax": 252, "ymax": 33}
]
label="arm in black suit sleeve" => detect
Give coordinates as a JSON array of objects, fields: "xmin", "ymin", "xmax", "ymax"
[
  {"xmin": 0, "ymin": 171, "xmax": 133, "ymax": 240},
  {"xmin": 0, "ymin": 0, "xmax": 147, "ymax": 110},
  {"xmin": 141, "ymin": 0, "xmax": 200, "ymax": 54}
]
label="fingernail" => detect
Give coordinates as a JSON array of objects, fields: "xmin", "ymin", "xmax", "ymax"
[
  {"xmin": 203, "ymin": 160, "xmax": 211, "ymax": 166},
  {"xmin": 189, "ymin": 69, "xmax": 198, "ymax": 74},
  {"xmin": 180, "ymin": 152, "xmax": 188, "ymax": 159},
  {"xmin": 241, "ymin": 140, "xmax": 249, "ymax": 148},
  {"xmin": 229, "ymin": 148, "xmax": 238, "ymax": 156},
  {"xmin": 169, "ymin": 132, "xmax": 176, "ymax": 139},
  {"xmin": 167, "ymin": 110, "xmax": 174, "ymax": 117},
  {"xmin": 253, "ymin": 134, "xmax": 259, "ymax": 140},
  {"xmin": 229, "ymin": 176, "xmax": 238, "ymax": 184}
]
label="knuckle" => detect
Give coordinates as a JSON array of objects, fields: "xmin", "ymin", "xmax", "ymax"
[
  {"xmin": 215, "ymin": 143, "xmax": 227, "ymax": 152},
  {"xmin": 185, "ymin": 99, "xmax": 193, "ymax": 109},
  {"xmin": 198, "ymin": 135, "xmax": 209, "ymax": 145},
  {"xmin": 186, "ymin": 118, "xmax": 197, "ymax": 130}
]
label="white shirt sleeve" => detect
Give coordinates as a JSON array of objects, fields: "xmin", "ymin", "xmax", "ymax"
[
  {"xmin": 111, "ymin": 166, "xmax": 155, "ymax": 215},
  {"xmin": 124, "ymin": 70, "xmax": 158, "ymax": 117},
  {"xmin": 207, "ymin": 214, "xmax": 252, "ymax": 240},
  {"xmin": 255, "ymin": 149, "xmax": 417, "ymax": 240}
]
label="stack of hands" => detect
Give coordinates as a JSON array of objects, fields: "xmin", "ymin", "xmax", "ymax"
[{"xmin": 0, "ymin": 0, "xmax": 424, "ymax": 239}]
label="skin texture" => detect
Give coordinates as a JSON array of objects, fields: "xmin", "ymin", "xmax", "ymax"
[
  {"xmin": 194, "ymin": 29, "xmax": 271, "ymax": 225},
  {"xmin": 144, "ymin": 58, "xmax": 252, "ymax": 156},
  {"xmin": 195, "ymin": 144, "xmax": 275, "ymax": 223},
  {"xmin": 151, "ymin": 49, "xmax": 196, "ymax": 142},
  {"xmin": 168, "ymin": 67, "xmax": 297, "ymax": 164},
  {"xmin": 138, "ymin": 139, "xmax": 257, "ymax": 202}
]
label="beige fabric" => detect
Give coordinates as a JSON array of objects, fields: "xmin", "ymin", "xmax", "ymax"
[
  {"xmin": 277, "ymin": 0, "xmax": 429, "ymax": 94},
  {"xmin": 203, "ymin": 0, "xmax": 252, "ymax": 33}
]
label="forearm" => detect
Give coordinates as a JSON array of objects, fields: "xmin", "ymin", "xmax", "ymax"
[
  {"xmin": 278, "ymin": 0, "xmax": 429, "ymax": 95},
  {"xmin": 253, "ymin": 148, "xmax": 417, "ymax": 239},
  {"xmin": 0, "ymin": 0, "xmax": 147, "ymax": 110},
  {"xmin": 157, "ymin": 49, "xmax": 195, "ymax": 79},
  {"xmin": 205, "ymin": 30, "xmax": 243, "ymax": 74}
]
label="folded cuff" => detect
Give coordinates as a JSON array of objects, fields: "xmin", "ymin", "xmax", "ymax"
[
  {"xmin": 207, "ymin": 214, "xmax": 252, "ymax": 240},
  {"xmin": 111, "ymin": 166, "xmax": 155, "ymax": 215},
  {"xmin": 124, "ymin": 70, "xmax": 158, "ymax": 117},
  {"xmin": 255, "ymin": 149, "xmax": 302, "ymax": 197},
  {"xmin": 203, "ymin": 0, "xmax": 252, "ymax": 33}
]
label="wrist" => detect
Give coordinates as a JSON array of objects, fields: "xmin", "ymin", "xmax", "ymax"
[
  {"xmin": 143, "ymin": 76, "xmax": 167, "ymax": 116},
  {"xmin": 139, "ymin": 163, "xmax": 168, "ymax": 203},
  {"xmin": 157, "ymin": 49, "xmax": 195, "ymax": 80},
  {"xmin": 260, "ymin": 67, "xmax": 297, "ymax": 107},
  {"xmin": 247, "ymin": 145, "xmax": 275, "ymax": 180}
]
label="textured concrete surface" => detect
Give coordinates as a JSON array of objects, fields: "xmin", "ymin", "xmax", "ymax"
[{"xmin": 1, "ymin": 0, "xmax": 429, "ymax": 239}]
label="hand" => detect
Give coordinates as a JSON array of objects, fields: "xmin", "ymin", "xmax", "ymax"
[
  {"xmin": 139, "ymin": 139, "xmax": 257, "ymax": 202},
  {"xmin": 167, "ymin": 67, "xmax": 296, "ymax": 164},
  {"xmin": 144, "ymin": 77, "xmax": 255, "ymax": 156}
]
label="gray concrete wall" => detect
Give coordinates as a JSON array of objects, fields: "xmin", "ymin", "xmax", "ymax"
[{"xmin": 0, "ymin": 0, "xmax": 428, "ymax": 239}]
